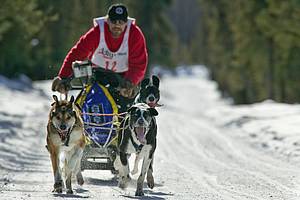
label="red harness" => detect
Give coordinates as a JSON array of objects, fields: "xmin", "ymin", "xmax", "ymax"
[
  {"xmin": 148, "ymin": 102, "xmax": 163, "ymax": 108},
  {"xmin": 53, "ymin": 124, "xmax": 73, "ymax": 146}
]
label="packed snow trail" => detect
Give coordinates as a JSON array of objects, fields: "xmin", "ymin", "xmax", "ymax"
[{"xmin": 1, "ymin": 70, "xmax": 300, "ymax": 199}]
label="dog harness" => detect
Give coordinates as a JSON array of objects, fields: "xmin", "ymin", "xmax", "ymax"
[
  {"xmin": 130, "ymin": 135, "xmax": 144, "ymax": 152},
  {"xmin": 52, "ymin": 123, "xmax": 74, "ymax": 146},
  {"xmin": 119, "ymin": 115, "xmax": 143, "ymax": 152},
  {"xmin": 91, "ymin": 17, "xmax": 135, "ymax": 72}
]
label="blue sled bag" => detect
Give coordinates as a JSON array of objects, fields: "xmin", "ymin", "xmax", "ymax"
[{"xmin": 76, "ymin": 82, "xmax": 119, "ymax": 147}]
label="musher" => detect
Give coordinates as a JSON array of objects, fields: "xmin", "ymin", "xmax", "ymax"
[{"xmin": 52, "ymin": 3, "xmax": 148, "ymax": 111}]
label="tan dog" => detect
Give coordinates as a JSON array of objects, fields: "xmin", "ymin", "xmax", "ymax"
[{"xmin": 46, "ymin": 95, "xmax": 85, "ymax": 194}]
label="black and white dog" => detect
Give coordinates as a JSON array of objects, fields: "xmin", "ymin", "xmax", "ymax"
[
  {"xmin": 135, "ymin": 75, "xmax": 160, "ymax": 108},
  {"xmin": 114, "ymin": 103, "xmax": 158, "ymax": 196}
]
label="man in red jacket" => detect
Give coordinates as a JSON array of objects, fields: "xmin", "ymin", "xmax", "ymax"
[{"xmin": 52, "ymin": 3, "xmax": 148, "ymax": 98}]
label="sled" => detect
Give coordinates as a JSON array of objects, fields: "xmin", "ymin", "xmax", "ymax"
[{"xmin": 69, "ymin": 60, "xmax": 130, "ymax": 172}]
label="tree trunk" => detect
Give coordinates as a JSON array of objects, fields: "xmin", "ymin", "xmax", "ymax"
[{"xmin": 266, "ymin": 37, "xmax": 275, "ymax": 100}]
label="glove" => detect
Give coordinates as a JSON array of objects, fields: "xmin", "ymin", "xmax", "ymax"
[
  {"xmin": 118, "ymin": 79, "xmax": 139, "ymax": 99},
  {"xmin": 51, "ymin": 76, "xmax": 71, "ymax": 94}
]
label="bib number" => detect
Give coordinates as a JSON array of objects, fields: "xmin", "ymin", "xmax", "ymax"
[{"xmin": 105, "ymin": 61, "xmax": 117, "ymax": 71}]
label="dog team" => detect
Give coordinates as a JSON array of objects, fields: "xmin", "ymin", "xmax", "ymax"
[{"xmin": 46, "ymin": 75, "xmax": 161, "ymax": 196}]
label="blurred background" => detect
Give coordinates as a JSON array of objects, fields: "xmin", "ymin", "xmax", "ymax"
[{"xmin": 0, "ymin": 0, "xmax": 300, "ymax": 104}]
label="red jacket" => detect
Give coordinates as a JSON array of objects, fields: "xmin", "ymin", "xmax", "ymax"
[{"xmin": 58, "ymin": 21, "xmax": 148, "ymax": 85}]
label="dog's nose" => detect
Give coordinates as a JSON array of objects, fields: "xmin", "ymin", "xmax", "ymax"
[
  {"xmin": 149, "ymin": 96, "xmax": 155, "ymax": 102},
  {"xmin": 60, "ymin": 124, "xmax": 67, "ymax": 130},
  {"xmin": 138, "ymin": 118, "xmax": 144, "ymax": 125}
]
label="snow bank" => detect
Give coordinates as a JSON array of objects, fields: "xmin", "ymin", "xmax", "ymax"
[
  {"xmin": 0, "ymin": 75, "xmax": 49, "ymax": 173},
  {"xmin": 215, "ymin": 101, "xmax": 300, "ymax": 164},
  {"xmin": 179, "ymin": 65, "xmax": 300, "ymax": 165}
]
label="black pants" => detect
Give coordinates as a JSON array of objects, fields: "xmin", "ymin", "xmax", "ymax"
[
  {"xmin": 93, "ymin": 70, "xmax": 134, "ymax": 113},
  {"xmin": 107, "ymin": 87, "xmax": 135, "ymax": 113}
]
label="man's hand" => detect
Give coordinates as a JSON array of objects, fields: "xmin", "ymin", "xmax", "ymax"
[
  {"xmin": 51, "ymin": 76, "xmax": 71, "ymax": 94},
  {"xmin": 118, "ymin": 79, "xmax": 139, "ymax": 99}
]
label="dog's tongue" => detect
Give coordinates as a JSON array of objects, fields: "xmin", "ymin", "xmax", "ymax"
[
  {"xmin": 59, "ymin": 130, "xmax": 68, "ymax": 141},
  {"xmin": 148, "ymin": 102, "xmax": 156, "ymax": 108},
  {"xmin": 135, "ymin": 127, "xmax": 145, "ymax": 144}
]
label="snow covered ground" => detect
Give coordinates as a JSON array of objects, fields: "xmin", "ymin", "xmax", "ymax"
[{"xmin": 1, "ymin": 67, "xmax": 300, "ymax": 199}]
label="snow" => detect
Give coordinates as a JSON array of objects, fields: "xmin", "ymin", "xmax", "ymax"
[{"xmin": 1, "ymin": 67, "xmax": 300, "ymax": 199}]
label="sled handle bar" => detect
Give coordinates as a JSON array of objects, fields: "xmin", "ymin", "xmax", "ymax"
[{"xmin": 69, "ymin": 61, "xmax": 126, "ymax": 90}]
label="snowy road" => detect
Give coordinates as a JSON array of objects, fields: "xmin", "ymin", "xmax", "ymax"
[{"xmin": 1, "ymin": 69, "xmax": 300, "ymax": 199}]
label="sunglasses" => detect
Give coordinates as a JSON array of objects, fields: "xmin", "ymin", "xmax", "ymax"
[{"xmin": 109, "ymin": 19, "xmax": 127, "ymax": 25}]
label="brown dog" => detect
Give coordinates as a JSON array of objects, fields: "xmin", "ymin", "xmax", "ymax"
[{"xmin": 46, "ymin": 95, "xmax": 85, "ymax": 194}]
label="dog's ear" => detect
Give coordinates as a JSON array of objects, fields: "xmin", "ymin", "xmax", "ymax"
[
  {"xmin": 53, "ymin": 95, "xmax": 58, "ymax": 102},
  {"xmin": 50, "ymin": 111, "xmax": 55, "ymax": 118},
  {"xmin": 127, "ymin": 106, "xmax": 138, "ymax": 113},
  {"xmin": 52, "ymin": 95, "xmax": 59, "ymax": 106},
  {"xmin": 148, "ymin": 107, "xmax": 158, "ymax": 116},
  {"xmin": 152, "ymin": 75, "xmax": 160, "ymax": 88},
  {"xmin": 141, "ymin": 78, "xmax": 150, "ymax": 89},
  {"xmin": 69, "ymin": 95, "xmax": 75, "ymax": 104}
]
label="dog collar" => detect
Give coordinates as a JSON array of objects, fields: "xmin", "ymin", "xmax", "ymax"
[{"xmin": 131, "ymin": 136, "xmax": 144, "ymax": 152}]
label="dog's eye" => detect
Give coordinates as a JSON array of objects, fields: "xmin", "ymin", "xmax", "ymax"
[
  {"xmin": 66, "ymin": 116, "xmax": 71, "ymax": 120},
  {"xmin": 67, "ymin": 108, "xmax": 73, "ymax": 113},
  {"xmin": 56, "ymin": 116, "xmax": 61, "ymax": 120},
  {"xmin": 132, "ymin": 113, "xmax": 139, "ymax": 118},
  {"xmin": 143, "ymin": 112, "xmax": 150, "ymax": 118}
]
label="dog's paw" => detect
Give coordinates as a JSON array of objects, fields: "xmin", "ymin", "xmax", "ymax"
[
  {"xmin": 52, "ymin": 182, "xmax": 63, "ymax": 193},
  {"xmin": 52, "ymin": 188, "xmax": 62, "ymax": 193},
  {"xmin": 77, "ymin": 177, "xmax": 84, "ymax": 186},
  {"xmin": 147, "ymin": 174, "xmax": 154, "ymax": 189},
  {"xmin": 135, "ymin": 188, "xmax": 144, "ymax": 196},
  {"xmin": 66, "ymin": 189, "xmax": 73, "ymax": 194},
  {"xmin": 118, "ymin": 181, "xmax": 127, "ymax": 189},
  {"xmin": 76, "ymin": 173, "xmax": 84, "ymax": 186},
  {"xmin": 111, "ymin": 168, "xmax": 118, "ymax": 175},
  {"xmin": 118, "ymin": 175, "xmax": 131, "ymax": 189}
]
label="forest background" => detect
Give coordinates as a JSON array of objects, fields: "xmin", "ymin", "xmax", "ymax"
[{"xmin": 1, "ymin": 0, "xmax": 299, "ymax": 104}]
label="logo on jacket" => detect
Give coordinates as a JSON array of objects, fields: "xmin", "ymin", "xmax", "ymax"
[
  {"xmin": 98, "ymin": 48, "xmax": 114, "ymax": 59},
  {"xmin": 98, "ymin": 48, "xmax": 127, "ymax": 59}
]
